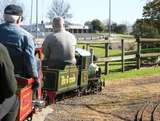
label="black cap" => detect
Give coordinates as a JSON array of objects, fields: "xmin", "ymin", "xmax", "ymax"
[{"xmin": 4, "ymin": 4, "xmax": 23, "ymax": 16}]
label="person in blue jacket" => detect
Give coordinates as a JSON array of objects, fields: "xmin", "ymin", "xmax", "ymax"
[{"xmin": 0, "ymin": 4, "xmax": 39, "ymax": 89}]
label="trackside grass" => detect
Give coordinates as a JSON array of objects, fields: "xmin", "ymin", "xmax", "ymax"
[{"xmin": 102, "ymin": 66, "xmax": 160, "ymax": 81}]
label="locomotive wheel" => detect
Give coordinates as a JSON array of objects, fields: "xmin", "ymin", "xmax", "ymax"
[
  {"xmin": 98, "ymin": 86, "xmax": 102, "ymax": 92},
  {"xmin": 25, "ymin": 112, "xmax": 33, "ymax": 121},
  {"xmin": 98, "ymin": 82, "xmax": 103, "ymax": 92},
  {"xmin": 84, "ymin": 88, "xmax": 88, "ymax": 95},
  {"xmin": 102, "ymin": 81, "xmax": 105, "ymax": 87},
  {"xmin": 78, "ymin": 90, "xmax": 82, "ymax": 97},
  {"xmin": 26, "ymin": 117, "xmax": 32, "ymax": 121},
  {"xmin": 44, "ymin": 96, "xmax": 50, "ymax": 105},
  {"xmin": 55, "ymin": 94, "xmax": 63, "ymax": 102}
]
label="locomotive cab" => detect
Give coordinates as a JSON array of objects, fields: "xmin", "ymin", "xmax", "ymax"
[
  {"xmin": 75, "ymin": 48, "xmax": 90, "ymax": 88},
  {"xmin": 75, "ymin": 48, "xmax": 91, "ymax": 69},
  {"xmin": 75, "ymin": 48, "xmax": 103, "ymax": 94}
]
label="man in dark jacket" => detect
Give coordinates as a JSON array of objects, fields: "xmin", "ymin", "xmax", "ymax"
[
  {"xmin": 0, "ymin": 43, "xmax": 19, "ymax": 121},
  {"xmin": 42, "ymin": 17, "xmax": 77, "ymax": 69}
]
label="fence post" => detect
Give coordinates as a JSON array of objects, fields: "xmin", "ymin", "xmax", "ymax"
[
  {"xmin": 136, "ymin": 37, "xmax": 141, "ymax": 69},
  {"xmin": 90, "ymin": 48, "xmax": 94, "ymax": 63},
  {"xmin": 82, "ymin": 45, "xmax": 85, "ymax": 49},
  {"xmin": 121, "ymin": 39, "xmax": 125, "ymax": 72},
  {"xmin": 86, "ymin": 44, "xmax": 90, "ymax": 50},
  {"xmin": 105, "ymin": 43, "xmax": 109, "ymax": 75}
]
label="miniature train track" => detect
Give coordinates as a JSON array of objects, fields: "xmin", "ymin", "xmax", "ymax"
[
  {"xmin": 134, "ymin": 101, "xmax": 160, "ymax": 121},
  {"xmin": 42, "ymin": 75, "xmax": 160, "ymax": 121}
]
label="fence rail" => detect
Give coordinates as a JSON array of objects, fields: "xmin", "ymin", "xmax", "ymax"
[
  {"xmin": 97, "ymin": 55, "xmax": 136, "ymax": 62},
  {"xmin": 78, "ymin": 37, "xmax": 160, "ymax": 75}
]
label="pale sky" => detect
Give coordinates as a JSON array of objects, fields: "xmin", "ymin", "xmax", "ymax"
[{"xmin": 19, "ymin": 0, "xmax": 147, "ymax": 25}]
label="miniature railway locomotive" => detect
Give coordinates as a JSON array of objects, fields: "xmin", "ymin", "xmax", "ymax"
[{"xmin": 42, "ymin": 48, "xmax": 104, "ymax": 103}]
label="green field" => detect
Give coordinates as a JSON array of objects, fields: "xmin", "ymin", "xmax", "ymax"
[{"xmin": 102, "ymin": 66, "xmax": 160, "ymax": 81}]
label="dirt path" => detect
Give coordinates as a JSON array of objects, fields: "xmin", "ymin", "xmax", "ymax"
[{"xmin": 33, "ymin": 74, "xmax": 160, "ymax": 121}]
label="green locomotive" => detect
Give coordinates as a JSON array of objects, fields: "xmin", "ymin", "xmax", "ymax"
[{"xmin": 42, "ymin": 48, "xmax": 104, "ymax": 103}]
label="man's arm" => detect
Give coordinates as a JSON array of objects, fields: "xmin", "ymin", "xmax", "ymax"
[
  {"xmin": 0, "ymin": 44, "xmax": 17, "ymax": 97},
  {"xmin": 24, "ymin": 36, "xmax": 38, "ymax": 78},
  {"xmin": 42, "ymin": 36, "xmax": 50, "ymax": 60}
]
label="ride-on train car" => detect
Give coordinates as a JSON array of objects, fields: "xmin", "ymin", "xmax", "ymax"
[
  {"xmin": 16, "ymin": 77, "xmax": 34, "ymax": 121},
  {"xmin": 16, "ymin": 48, "xmax": 44, "ymax": 121},
  {"xmin": 42, "ymin": 48, "xmax": 104, "ymax": 103}
]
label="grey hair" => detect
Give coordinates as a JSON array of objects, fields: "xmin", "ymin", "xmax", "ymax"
[{"xmin": 3, "ymin": 14, "xmax": 19, "ymax": 23}]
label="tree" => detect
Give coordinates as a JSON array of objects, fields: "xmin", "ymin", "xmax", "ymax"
[
  {"xmin": 132, "ymin": 19, "xmax": 159, "ymax": 38},
  {"xmin": 132, "ymin": 1, "xmax": 160, "ymax": 38},
  {"xmin": 0, "ymin": 0, "xmax": 17, "ymax": 23},
  {"xmin": 91, "ymin": 19, "xmax": 105, "ymax": 33},
  {"xmin": 111, "ymin": 23, "xmax": 117, "ymax": 33},
  {"xmin": 47, "ymin": 0, "xmax": 72, "ymax": 21},
  {"xmin": 102, "ymin": 19, "xmax": 108, "ymax": 32},
  {"xmin": 143, "ymin": 1, "xmax": 160, "ymax": 33},
  {"xmin": 84, "ymin": 21, "xmax": 92, "ymax": 28},
  {"xmin": 115, "ymin": 24, "xmax": 127, "ymax": 34}
]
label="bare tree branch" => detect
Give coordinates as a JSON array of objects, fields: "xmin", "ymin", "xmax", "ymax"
[{"xmin": 47, "ymin": 0, "xmax": 72, "ymax": 21}]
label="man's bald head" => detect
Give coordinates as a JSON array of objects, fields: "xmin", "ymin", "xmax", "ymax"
[{"xmin": 52, "ymin": 17, "xmax": 64, "ymax": 30}]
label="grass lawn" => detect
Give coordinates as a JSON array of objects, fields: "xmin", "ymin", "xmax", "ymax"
[
  {"xmin": 102, "ymin": 66, "xmax": 160, "ymax": 81},
  {"xmin": 77, "ymin": 44, "xmax": 122, "ymax": 57},
  {"xmin": 142, "ymin": 48, "xmax": 160, "ymax": 53}
]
